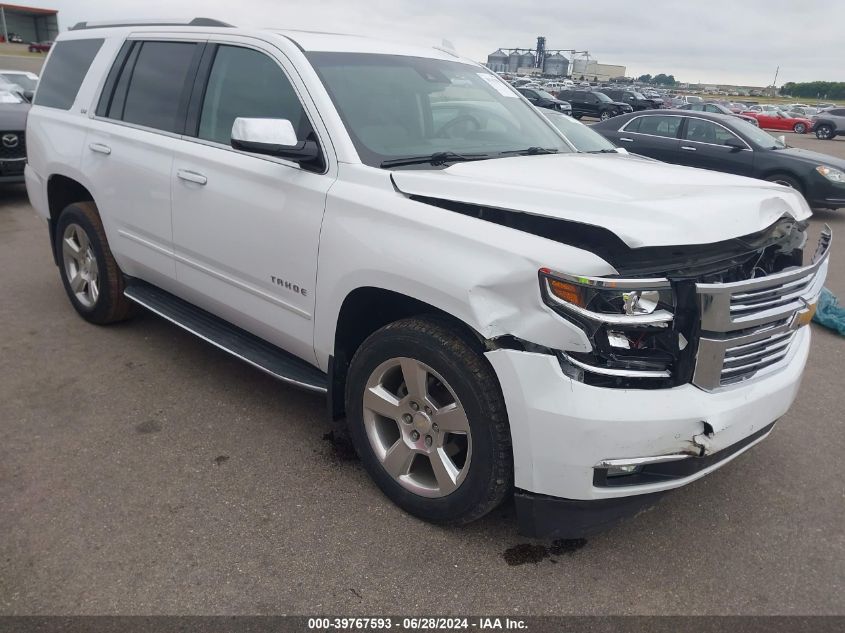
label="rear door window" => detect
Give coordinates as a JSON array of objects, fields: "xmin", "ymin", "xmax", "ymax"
[
  {"xmin": 34, "ymin": 38, "xmax": 104, "ymax": 109},
  {"xmin": 101, "ymin": 40, "xmax": 201, "ymax": 133}
]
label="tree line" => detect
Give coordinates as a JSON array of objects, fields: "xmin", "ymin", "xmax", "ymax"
[
  {"xmin": 636, "ymin": 73, "xmax": 678, "ymax": 86},
  {"xmin": 779, "ymin": 81, "xmax": 845, "ymax": 99}
]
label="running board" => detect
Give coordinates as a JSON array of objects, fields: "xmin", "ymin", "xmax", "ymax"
[{"xmin": 124, "ymin": 280, "xmax": 328, "ymax": 393}]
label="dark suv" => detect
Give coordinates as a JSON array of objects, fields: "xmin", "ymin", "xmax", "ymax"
[
  {"xmin": 601, "ymin": 88, "xmax": 662, "ymax": 110},
  {"xmin": 557, "ymin": 89, "xmax": 633, "ymax": 120}
]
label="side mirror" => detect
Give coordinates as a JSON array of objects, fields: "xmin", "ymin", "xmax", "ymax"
[
  {"xmin": 724, "ymin": 137, "xmax": 746, "ymax": 152},
  {"xmin": 230, "ymin": 117, "xmax": 319, "ymax": 163}
]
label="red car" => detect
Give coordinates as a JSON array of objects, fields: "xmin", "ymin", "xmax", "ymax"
[
  {"xmin": 742, "ymin": 110, "xmax": 813, "ymax": 134},
  {"xmin": 27, "ymin": 41, "xmax": 52, "ymax": 53}
]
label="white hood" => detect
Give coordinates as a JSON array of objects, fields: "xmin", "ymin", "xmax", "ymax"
[{"xmin": 391, "ymin": 153, "xmax": 811, "ymax": 248}]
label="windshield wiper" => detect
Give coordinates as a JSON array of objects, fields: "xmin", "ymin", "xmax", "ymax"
[
  {"xmin": 498, "ymin": 147, "xmax": 559, "ymax": 156},
  {"xmin": 587, "ymin": 148, "xmax": 618, "ymax": 154},
  {"xmin": 380, "ymin": 151, "xmax": 491, "ymax": 168}
]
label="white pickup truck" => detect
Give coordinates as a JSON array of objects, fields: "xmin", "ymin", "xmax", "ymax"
[{"xmin": 25, "ymin": 19, "xmax": 831, "ymax": 537}]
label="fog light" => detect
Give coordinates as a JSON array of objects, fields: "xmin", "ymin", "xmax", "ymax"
[{"xmin": 606, "ymin": 464, "xmax": 643, "ymax": 477}]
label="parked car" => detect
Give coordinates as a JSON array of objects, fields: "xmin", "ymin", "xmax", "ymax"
[
  {"xmin": 742, "ymin": 110, "xmax": 814, "ymax": 134},
  {"xmin": 0, "ymin": 89, "xmax": 30, "ymax": 183},
  {"xmin": 601, "ymin": 88, "xmax": 663, "ymax": 110},
  {"xmin": 26, "ymin": 21, "xmax": 831, "ymax": 538},
  {"xmin": 516, "ymin": 87, "xmax": 572, "ymax": 114},
  {"xmin": 538, "ymin": 107, "xmax": 623, "ymax": 153},
  {"xmin": 679, "ymin": 102, "xmax": 759, "ymax": 126},
  {"xmin": 556, "ymin": 89, "xmax": 633, "ymax": 120},
  {"xmin": 593, "ymin": 110, "xmax": 845, "ymax": 209},
  {"xmin": 0, "ymin": 70, "xmax": 38, "ymax": 101},
  {"xmin": 743, "ymin": 104, "xmax": 781, "ymax": 114},
  {"xmin": 27, "ymin": 41, "xmax": 52, "ymax": 53},
  {"xmin": 7, "ymin": 33, "xmax": 23, "ymax": 43},
  {"xmin": 812, "ymin": 108, "xmax": 845, "ymax": 140}
]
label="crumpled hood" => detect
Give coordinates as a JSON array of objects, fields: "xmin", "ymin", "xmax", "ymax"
[{"xmin": 391, "ymin": 153, "xmax": 811, "ymax": 248}]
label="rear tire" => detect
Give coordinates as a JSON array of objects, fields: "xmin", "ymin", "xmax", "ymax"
[
  {"xmin": 815, "ymin": 125, "xmax": 833, "ymax": 140},
  {"xmin": 793, "ymin": 123, "xmax": 807, "ymax": 134},
  {"xmin": 600, "ymin": 110, "xmax": 611, "ymax": 121},
  {"xmin": 345, "ymin": 317, "xmax": 513, "ymax": 525},
  {"xmin": 55, "ymin": 201, "xmax": 136, "ymax": 325}
]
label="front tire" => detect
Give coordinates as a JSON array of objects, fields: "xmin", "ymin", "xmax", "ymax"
[
  {"xmin": 56, "ymin": 202, "xmax": 136, "ymax": 325},
  {"xmin": 764, "ymin": 173, "xmax": 803, "ymax": 193},
  {"xmin": 345, "ymin": 317, "xmax": 513, "ymax": 525},
  {"xmin": 600, "ymin": 110, "xmax": 611, "ymax": 121}
]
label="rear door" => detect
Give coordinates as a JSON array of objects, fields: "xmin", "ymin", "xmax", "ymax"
[
  {"xmin": 676, "ymin": 116, "xmax": 754, "ymax": 175},
  {"xmin": 616, "ymin": 114, "xmax": 682, "ymax": 161},
  {"xmin": 170, "ymin": 38, "xmax": 335, "ymax": 362},
  {"xmin": 83, "ymin": 37, "xmax": 205, "ymax": 286}
]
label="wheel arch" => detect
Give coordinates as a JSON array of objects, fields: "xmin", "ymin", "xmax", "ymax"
[
  {"xmin": 327, "ymin": 286, "xmax": 487, "ymax": 421},
  {"xmin": 46, "ymin": 174, "xmax": 96, "ymax": 266},
  {"xmin": 759, "ymin": 169, "xmax": 807, "ymax": 194}
]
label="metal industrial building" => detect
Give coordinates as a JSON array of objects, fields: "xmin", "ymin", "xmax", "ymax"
[{"xmin": 0, "ymin": 3, "xmax": 58, "ymax": 43}]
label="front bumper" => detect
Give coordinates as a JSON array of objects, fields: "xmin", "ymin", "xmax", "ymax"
[{"xmin": 485, "ymin": 324, "xmax": 810, "ymax": 533}]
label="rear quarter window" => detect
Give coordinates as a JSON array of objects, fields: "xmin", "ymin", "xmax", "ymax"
[{"xmin": 34, "ymin": 38, "xmax": 104, "ymax": 110}]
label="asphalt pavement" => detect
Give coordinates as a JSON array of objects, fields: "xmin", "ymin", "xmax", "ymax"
[{"xmin": 1, "ymin": 135, "xmax": 844, "ymax": 615}]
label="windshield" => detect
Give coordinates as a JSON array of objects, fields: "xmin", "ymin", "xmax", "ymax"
[
  {"xmin": 687, "ymin": 96, "xmax": 703, "ymax": 103},
  {"xmin": 306, "ymin": 53, "xmax": 572, "ymax": 168},
  {"xmin": 0, "ymin": 90, "xmax": 23, "ymax": 104},
  {"xmin": 594, "ymin": 92, "xmax": 613, "ymax": 102},
  {"xmin": 542, "ymin": 110, "xmax": 617, "ymax": 152},
  {"xmin": 535, "ymin": 89, "xmax": 557, "ymax": 100},
  {"xmin": 631, "ymin": 91, "xmax": 646, "ymax": 99},
  {"xmin": 1, "ymin": 74, "xmax": 36, "ymax": 90},
  {"xmin": 734, "ymin": 119, "xmax": 787, "ymax": 149}
]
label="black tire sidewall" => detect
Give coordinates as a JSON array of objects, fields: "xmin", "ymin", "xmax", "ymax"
[
  {"xmin": 765, "ymin": 174, "xmax": 802, "ymax": 194},
  {"xmin": 56, "ymin": 204, "xmax": 118, "ymax": 323},
  {"xmin": 345, "ymin": 322, "xmax": 510, "ymax": 525},
  {"xmin": 816, "ymin": 125, "xmax": 832, "ymax": 139}
]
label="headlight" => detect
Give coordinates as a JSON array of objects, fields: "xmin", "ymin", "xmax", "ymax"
[
  {"xmin": 539, "ymin": 269, "xmax": 683, "ymax": 385},
  {"xmin": 816, "ymin": 165, "xmax": 845, "ymax": 183},
  {"xmin": 541, "ymin": 270, "xmax": 674, "ymax": 323}
]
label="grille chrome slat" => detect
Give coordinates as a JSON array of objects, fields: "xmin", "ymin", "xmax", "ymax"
[{"xmin": 692, "ymin": 225, "xmax": 832, "ymax": 391}]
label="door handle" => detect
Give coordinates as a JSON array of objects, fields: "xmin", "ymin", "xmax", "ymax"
[
  {"xmin": 619, "ymin": 137, "xmax": 634, "ymax": 142},
  {"xmin": 681, "ymin": 145, "xmax": 697, "ymax": 151},
  {"xmin": 88, "ymin": 142, "xmax": 111, "ymax": 155},
  {"xmin": 177, "ymin": 169, "xmax": 207, "ymax": 185}
]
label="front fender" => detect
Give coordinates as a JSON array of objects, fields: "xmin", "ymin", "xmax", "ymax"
[{"xmin": 313, "ymin": 167, "xmax": 617, "ymax": 369}]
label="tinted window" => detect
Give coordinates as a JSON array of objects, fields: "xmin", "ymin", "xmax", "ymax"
[
  {"xmin": 34, "ymin": 38, "xmax": 103, "ymax": 109},
  {"xmin": 829, "ymin": 109, "xmax": 845, "ymax": 116},
  {"xmin": 120, "ymin": 41, "xmax": 198, "ymax": 132},
  {"xmin": 198, "ymin": 46, "xmax": 310, "ymax": 145},
  {"xmin": 684, "ymin": 119, "xmax": 740, "ymax": 145},
  {"xmin": 634, "ymin": 115, "xmax": 681, "ymax": 138}
]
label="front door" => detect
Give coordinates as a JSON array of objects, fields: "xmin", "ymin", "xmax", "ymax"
[
  {"xmin": 676, "ymin": 117, "xmax": 755, "ymax": 176},
  {"xmin": 171, "ymin": 40, "xmax": 335, "ymax": 363}
]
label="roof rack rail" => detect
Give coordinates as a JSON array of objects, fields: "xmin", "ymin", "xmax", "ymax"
[{"xmin": 69, "ymin": 17, "xmax": 234, "ymax": 31}]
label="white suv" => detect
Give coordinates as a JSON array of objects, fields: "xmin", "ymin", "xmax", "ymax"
[{"xmin": 25, "ymin": 19, "xmax": 831, "ymax": 537}]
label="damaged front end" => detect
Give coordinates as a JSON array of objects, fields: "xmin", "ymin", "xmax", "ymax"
[{"xmin": 538, "ymin": 218, "xmax": 832, "ymax": 391}]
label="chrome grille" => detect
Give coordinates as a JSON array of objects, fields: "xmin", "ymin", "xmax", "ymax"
[{"xmin": 692, "ymin": 225, "xmax": 831, "ymax": 391}]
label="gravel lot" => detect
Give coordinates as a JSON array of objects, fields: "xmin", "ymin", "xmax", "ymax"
[{"xmin": 1, "ymin": 134, "xmax": 843, "ymax": 616}]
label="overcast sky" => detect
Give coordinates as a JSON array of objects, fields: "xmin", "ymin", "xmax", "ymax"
[{"xmin": 29, "ymin": 0, "xmax": 845, "ymax": 86}]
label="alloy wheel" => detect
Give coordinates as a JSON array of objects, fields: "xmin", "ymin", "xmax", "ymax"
[
  {"xmin": 362, "ymin": 357, "xmax": 472, "ymax": 498},
  {"xmin": 61, "ymin": 223, "xmax": 99, "ymax": 308}
]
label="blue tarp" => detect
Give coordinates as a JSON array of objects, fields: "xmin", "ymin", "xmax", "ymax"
[{"xmin": 813, "ymin": 288, "xmax": 845, "ymax": 336}]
